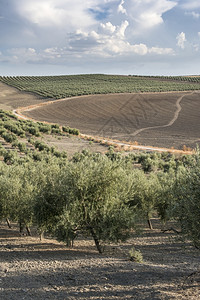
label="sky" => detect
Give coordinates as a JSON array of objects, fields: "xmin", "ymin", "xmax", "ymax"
[{"xmin": 0, "ymin": 0, "xmax": 200, "ymax": 76}]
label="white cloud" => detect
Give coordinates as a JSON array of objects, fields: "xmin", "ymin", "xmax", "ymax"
[
  {"xmin": 118, "ymin": 0, "xmax": 127, "ymax": 15},
  {"xmin": 14, "ymin": 0, "xmax": 178, "ymax": 34},
  {"xmin": 68, "ymin": 21, "xmax": 131, "ymax": 56},
  {"xmin": 7, "ymin": 48, "xmax": 38, "ymax": 62},
  {"xmin": 121, "ymin": 0, "xmax": 177, "ymax": 30},
  {"xmin": 116, "ymin": 20, "xmax": 129, "ymax": 38},
  {"xmin": 15, "ymin": 0, "xmax": 101, "ymax": 29},
  {"xmin": 68, "ymin": 20, "xmax": 174, "ymax": 57},
  {"xmin": 100, "ymin": 22, "xmax": 116, "ymax": 34},
  {"xmin": 149, "ymin": 47, "xmax": 174, "ymax": 55},
  {"xmin": 185, "ymin": 11, "xmax": 200, "ymax": 18},
  {"xmin": 0, "ymin": 0, "xmax": 176, "ymax": 68},
  {"xmin": 176, "ymin": 32, "xmax": 186, "ymax": 49},
  {"xmin": 193, "ymin": 44, "xmax": 199, "ymax": 52},
  {"xmin": 181, "ymin": 1, "xmax": 200, "ymax": 10},
  {"xmin": 44, "ymin": 47, "xmax": 63, "ymax": 58}
]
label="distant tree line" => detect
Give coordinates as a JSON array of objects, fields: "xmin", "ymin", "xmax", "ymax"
[{"xmin": 1, "ymin": 74, "xmax": 199, "ymax": 99}]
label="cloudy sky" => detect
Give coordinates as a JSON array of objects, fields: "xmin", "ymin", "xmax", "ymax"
[{"xmin": 0, "ymin": 0, "xmax": 200, "ymax": 76}]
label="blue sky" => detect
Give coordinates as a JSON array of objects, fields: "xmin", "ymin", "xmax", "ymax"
[{"xmin": 0, "ymin": 0, "xmax": 200, "ymax": 76}]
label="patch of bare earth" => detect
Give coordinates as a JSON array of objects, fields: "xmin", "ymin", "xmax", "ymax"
[
  {"xmin": 40, "ymin": 134, "xmax": 108, "ymax": 157},
  {"xmin": 0, "ymin": 221, "xmax": 199, "ymax": 300},
  {"xmin": 0, "ymin": 82, "xmax": 51, "ymax": 111}
]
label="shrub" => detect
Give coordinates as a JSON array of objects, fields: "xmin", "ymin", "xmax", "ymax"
[
  {"xmin": 62, "ymin": 126, "xmax": 70, "ymax": 133},
  {"xmin": 2, "ymin": 132, "xmax": 18, "ymax": 143},
  {"xmin": 12, "ymin": 141, "xmax": 19, "ymax": 148},
  {"xmin": 28, "ymin": 126, "xmax": 40, "ymax": 136},
  {"xmin": 129, "ymin": 247, "xmax": 143, "ymax": 263},
  {"xmin": 62, "ymin": 126, "xmax": 79, "ymax": 135},
  {"xmin": 38, "ymin": 124, "xmax": 51, "ymax": 134},
  {"xmin": 3, "ymin": 150, "xmax": 18, "ymax": 164},
  {"xmin": 51, "ymin": 128, "xmax": 62, "ymax": 134},
  {"xmin": 18, "ymin": 142, "xmax": 27, "ymax": 153},
  {"xmin": 69, "ymin": 128, "xmax": 79, "ymax": 135},
  {"xmin": 51, "ymin": 124, "xmax": 60, "ymax": 129}
]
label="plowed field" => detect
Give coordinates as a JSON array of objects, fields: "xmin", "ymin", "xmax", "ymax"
[{"xmin": 23, "ymin": 91, "xmax": 200, "ymax": 150}]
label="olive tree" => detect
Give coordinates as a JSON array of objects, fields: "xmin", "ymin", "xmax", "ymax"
[
  {"xmin": 173, "ymin": 164, "xmax": 200, "ymax": 248},
  {"xmin": 0, "ymin": 162, "xmax": 37, "ymax": 234},
  {"xmin": 33, "ymin": 160, "xmax": 67, "ymax": 237},
  {"xmin": 128, "ymin": 170, "xmax": 160, "ymax": 229},
  {"xmin": 155, "ymin": 169, "xmax": 176, "ymax": 224},
  {"xmin": 54, "ymin": 156, "xmax": 136, "ymax": 253}
]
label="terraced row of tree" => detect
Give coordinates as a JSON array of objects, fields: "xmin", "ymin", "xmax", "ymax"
[
  {"xmin": 1, "ymin": 74, "xmax": 200, "ymax": 99},
  {"xmin": 0, "ymin": 109, "xmax": 80, "ymax": 163},
  {"xmin": 147, "ymin": 75, "xmax": 200, "ymax": 83}
]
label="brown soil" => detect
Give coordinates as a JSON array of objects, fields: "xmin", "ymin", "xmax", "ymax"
[
  {"xmin": 22, "ymin": 91, "xmax": 200, "ymax": 150},
  {"xmin": 39, "ymin": 135, "xmax": 108, "ymax": 158},
  {"xmin": 0, "ymin": 82, "xmax": 49, "ymax": 111},
  {"xmin": 0, "ymin": 221, "xmax": 199, "ymax": 300}
]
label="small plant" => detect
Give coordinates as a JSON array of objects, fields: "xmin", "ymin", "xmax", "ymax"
[
  {"xmin": 129, "ymin": 247, "xmax": 143, "ymax": 263},
  {"xmin": 182, "ymin": 145, "xmax": 192, "ymax": 152}
]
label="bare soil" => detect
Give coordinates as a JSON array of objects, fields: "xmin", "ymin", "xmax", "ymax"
[
  {"xmin": 40, "ymin": 135, "xmax": 108, "ymax": 158},
  {"xmin": 22, "ymin": 91, "xmax": 200, "ymax": 150},
  {"xmin": 0, "ymin": 221, "xmax": 199, "ymax": 300},
  {"xmin": 0, "ymin": 82, "xmax": 49, "ymax": 111}
]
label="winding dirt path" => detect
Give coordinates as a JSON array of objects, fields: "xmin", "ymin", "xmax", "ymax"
[{"xmin": 131, "ymin": 92, "xmax": 194, "ymax": 137}]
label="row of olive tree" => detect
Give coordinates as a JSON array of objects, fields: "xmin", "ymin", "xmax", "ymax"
[
  {"xmin": 0, "ymin": 156, "xmax": 137, "ymax": 252},
  {"xmin": 0, "ymin": 151, "xmax": 199, "ymax": 252}
]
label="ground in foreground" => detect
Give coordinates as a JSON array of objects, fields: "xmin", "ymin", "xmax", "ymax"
[{"xmin": 0, "ymin": 222, "xmax": 199, "ymax": 300}]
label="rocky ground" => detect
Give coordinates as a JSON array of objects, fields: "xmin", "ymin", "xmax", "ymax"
[{"xmin": 0, "ymin": 221, "xmax": 199, "ymax": 300}]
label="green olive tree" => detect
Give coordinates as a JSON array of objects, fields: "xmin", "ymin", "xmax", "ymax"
[{"xmin": 54, "ymin": 156, "xmax": 136, "ymax": 253}]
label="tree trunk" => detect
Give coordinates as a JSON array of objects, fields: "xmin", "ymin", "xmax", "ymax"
[
  {"xmin": 19, "ymin": 222, "xmax": 23, "ymax": 233},
  {"xmin": 40, "ymin": 231, "xmax": 44, "ymax": 241},
  {"xmin": 6, "ymin": 218, "xmax": 12, "ymax": 228},
  {"xmin": 147, "ymin": 217, "xmax": 153, "ymax": 230},
  {"xmin": 90, "ymin": 227, "xmax": 102, "ymax": 254},
  {"xmin": 26, "ymin": 226, "xmax": 31, "ymax": 236}
]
